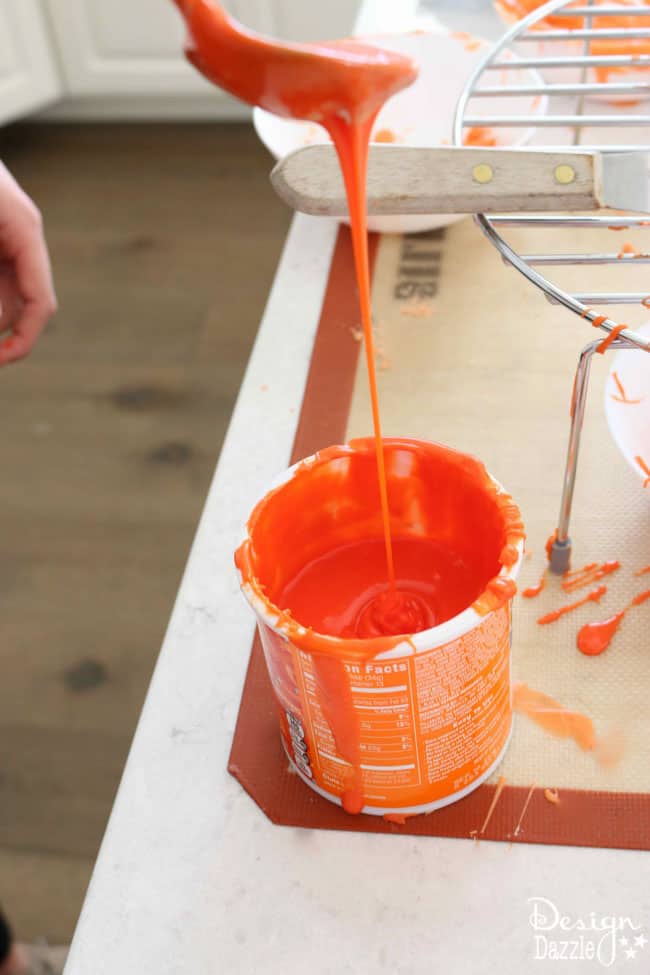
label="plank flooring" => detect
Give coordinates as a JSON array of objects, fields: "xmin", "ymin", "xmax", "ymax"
[{"xmin": 0, "ymin": 122, "xmax": 290, "ymax": 942}]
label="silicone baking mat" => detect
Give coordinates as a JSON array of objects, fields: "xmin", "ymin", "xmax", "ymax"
[{"xmin": 229, "ymin": 220, "xmax": 650, "ymax": 848}]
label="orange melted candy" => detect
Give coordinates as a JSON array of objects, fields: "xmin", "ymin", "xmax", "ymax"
[
  {"xmin": 522, "ymin": 570, "xmax": 545, "ymax": 599},
  {"xmin": 373, "ymin": 127, "xmax": 396, "ymax": 143},
  {"xmin": 635, "ymin": 455, "xmax": 650, "ymax": 487},
  {"xmin": 596, "ymin": 324, "xmax": 627, "ymax": 354},
  {"xmin": 537, "ymin": 584, "xmax": 607, "ymax": 625},
  {"xmin": 577, "ymin": 589, "xmax": 650, "ymax": 656},
  {"xmin": 181, "ymin": 2, "xmax": 526, "ymax": 814},
  {"xmin": 562, "ymin": 559, "xmax": 620, "ymax": 594},
  {"xmin": 463, "ymin": 126, "xmax": 498, "ymax": 147},
  {"xmin": 611, "ymin": 370, "xmax": 643, "ymax": 405},
  {"xmin": 174, "ymin": 0, "xmax": 417, "ymax": 594},
  {"xmin": 513, "ymin": 683, "xmax": 596, "ymax": 752}
]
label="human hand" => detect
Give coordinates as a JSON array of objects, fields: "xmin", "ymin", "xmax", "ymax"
[{"xmin": 0, "ymin": 162, "xmax": 57, "ymax": 365}]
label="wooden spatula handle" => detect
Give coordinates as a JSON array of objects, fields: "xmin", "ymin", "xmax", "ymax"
[{"xmin": 271, "ymin": 145, "xmax": 648, "ymax": 215}]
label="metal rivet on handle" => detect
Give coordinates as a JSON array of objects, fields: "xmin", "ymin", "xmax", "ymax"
[
  {"xmin": 554, "ymin": 164, "xmax": 575, "ymax": 185},
  {"xmin": 473, "ymin": 163, "xmax": 493, "ymax": 184}
]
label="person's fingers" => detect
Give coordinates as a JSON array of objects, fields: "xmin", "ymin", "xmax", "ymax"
[
  {"xmin": 0, "ymin": 222, "xmax": 57, "ymax": 365},
  {"xmin": 0, "ymin": 164, "xmax": 57, "ymax": 365}
]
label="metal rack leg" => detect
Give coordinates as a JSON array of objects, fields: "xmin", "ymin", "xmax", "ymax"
[{"xmin": 549, "ymin": 339, "xmax": 601, "ymax": 574}]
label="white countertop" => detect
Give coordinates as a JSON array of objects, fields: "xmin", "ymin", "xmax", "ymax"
[{"xmin": 64, "ymin": 4, "xmax": 650, "ymax": 974}]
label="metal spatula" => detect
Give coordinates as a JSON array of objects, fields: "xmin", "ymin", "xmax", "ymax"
[{"xmin": 271, "ymin": 145, "xmax": 650, "ymax": 215}]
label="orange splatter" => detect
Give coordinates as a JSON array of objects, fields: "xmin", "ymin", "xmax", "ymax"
[
  {"xmin": 537, "ymin": 584, "xmax": 607, "ymax": 625},
  {"xmin": 383, "ymin": 812, "xmax": 414, "ymax": 825},
  {"xmin": 522, "ymin": 570, "xmax": 545, "ymax": 599},
  {"xmin": 617, "ymin": 242, "xmax": 639, "ymax": 259},
  {"xmin": 512, "ymin": 682, "xmax": 595, "ymax": 753},
  {"xmin": 463, "ymin": 126, "xmax": 498, "ymax": 147},
  {"xmin": 596, "ymin": 324, "xmax": 626, "ymax": 355},
  {"xmin": 373, "ymin": 127, "xmax": 396, "ymax": 143},
  {"xmin": 595, "ymin": 728, "xmax": 626, "ymax": 769},
  {"xmin": 642, "ymin": 296, "xmax": 650, "ymax": 309},
  {"xmin": 635, "ymin": 455, "xmax": 650, "ymax": 487},
  {"xmin": 349, "ymin": 326, "xmax": 363, "ymax": 342},
  {"xmin": 577, "ymin": 589, "xmax": 650, "ymax": 656},
  {"xmin": 610, "ymin": 370, "xmax": 643, "ymax": 405},
  {"xmin": 400, "ymin": 302, "xmax": 434, "ymax": 319},
  {"xmin": 562, "ymin": 560, "xmax": 620, "ymax": 594},
  {"xmin": 545, "ymin": 530, "xmax": 558, "ymax": 562},
  {"xmin": 543, "ymin": 788, "xmax": 560, "ymax": 805},
  {"xmin": 452, "ymin": 30, "xmax": 482, "ymax": 52},
  {"xmin": 635, "ymin": 564, "xmax": 650, "ymax": 576}
]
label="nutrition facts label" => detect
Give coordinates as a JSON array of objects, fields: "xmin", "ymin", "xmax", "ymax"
[{"xmin": 290, "ymin": 605, "xmax": 512, "ymax": 808}]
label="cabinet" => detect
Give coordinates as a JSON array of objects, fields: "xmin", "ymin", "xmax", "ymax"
[
  {"xmin": 43, "ymin": 0, "xmax": 357, "ymax": 119},
  {"xmin": 0, "ymin": 0, "xmax": 60, "ymax": 125}
]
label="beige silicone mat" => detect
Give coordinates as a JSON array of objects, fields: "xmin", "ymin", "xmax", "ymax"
[{"xmin": 346, "ymin": 219, "xmax": 650, "ymax": 795}]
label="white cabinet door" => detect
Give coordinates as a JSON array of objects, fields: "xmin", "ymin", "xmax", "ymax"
[
  {"xmin": 0, "ymin": 0, "xmax": 61, "ymax": 125},
  {"xmin": 44, "ymin": 0, "xmax": 357, "ymax": 117}
]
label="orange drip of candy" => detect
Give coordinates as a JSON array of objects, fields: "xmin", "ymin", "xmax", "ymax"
[
  {"xmin": 562, "ymin": 559, "xmax": 620, "ymax": 594},
  {"xmin": 596, "ymin": 324, "xmax": 627, "ymax": 354},
  {"xmin": 522, "ymin": 570, "xmax": 546, "ymax": 599},
  {"xmin": 610, "ymin": 370, "xmax": 643, "ymax": 405},
  {"xmin": 577, "ymin": 589, "xmax": 650, "ymax": 656},
  {"xmin": 635, "ymin": 455, "xmax": 650, "ymax": 487},
  {"xmin": 617, "ymin": 242, "xmax": 639, "ymax": 258},
  {"xmin": 537, "ymin": 584, "xmax": 607, "ymax": 625}
]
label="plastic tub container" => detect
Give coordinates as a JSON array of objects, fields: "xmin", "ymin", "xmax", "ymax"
[{"xmin": 235, "ymin": 438, "xmax": 524, "ymax": 816}]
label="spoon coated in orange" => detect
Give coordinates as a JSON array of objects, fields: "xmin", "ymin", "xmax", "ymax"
[{"xmin": 172, "ymin": 0, "xmax": 418, "ymax": 124}]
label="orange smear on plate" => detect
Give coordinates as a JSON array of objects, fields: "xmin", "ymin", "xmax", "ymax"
[
  {"xmin": 537, "ymin": 584, "xmax": 607, "ymax": 625},
  {"xmin": 452, "ymin": 30, "xmax": 483, "ymax": 52},
  {"xmin": 610, "ymin": 370, "xmax": 643, "ymax": 405},
  {"xmin": 562, "ymin": 559, "xmax": 620, "ymax": 594},
  {"xmin": 543, "ymin": 788, "xmax": 560, "ymax": 805},
  {"xmin": 463, "ymin": 126, "xmax": 498, "ymax": 147},
  {"xmin": 635, "ymin": 564, "xmax": 650, "ymax": 576}
]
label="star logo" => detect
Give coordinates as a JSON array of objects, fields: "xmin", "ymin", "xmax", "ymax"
[
  {"xmin": 620, "ymin": 936, "xmax": 629, "ymax": 946},
  {"xmin": 625, "ymin": 947, "xmax": 637, "ymax": 960},
  {"xmin": 634, "ymin": 934, "xmax": 648, "ymax": 949}
]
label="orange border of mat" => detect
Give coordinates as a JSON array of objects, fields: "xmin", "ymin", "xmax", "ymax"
[{"xmin": 228, "ymin": 227, "xmax": 650, "ymax": 849}]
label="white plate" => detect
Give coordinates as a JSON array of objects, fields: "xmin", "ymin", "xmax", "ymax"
[
  {"xmin": 605, "ymin": 321, "xmax": 650, "ymax": 485},
  {"xmin": 253, "ymin": 29, "xmax": 548, "ymax": 234}
]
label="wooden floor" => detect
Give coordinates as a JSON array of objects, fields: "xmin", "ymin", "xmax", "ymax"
[{"xmin": 0, "ymin": 123, "xmax": 289, "ymax": 942}]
